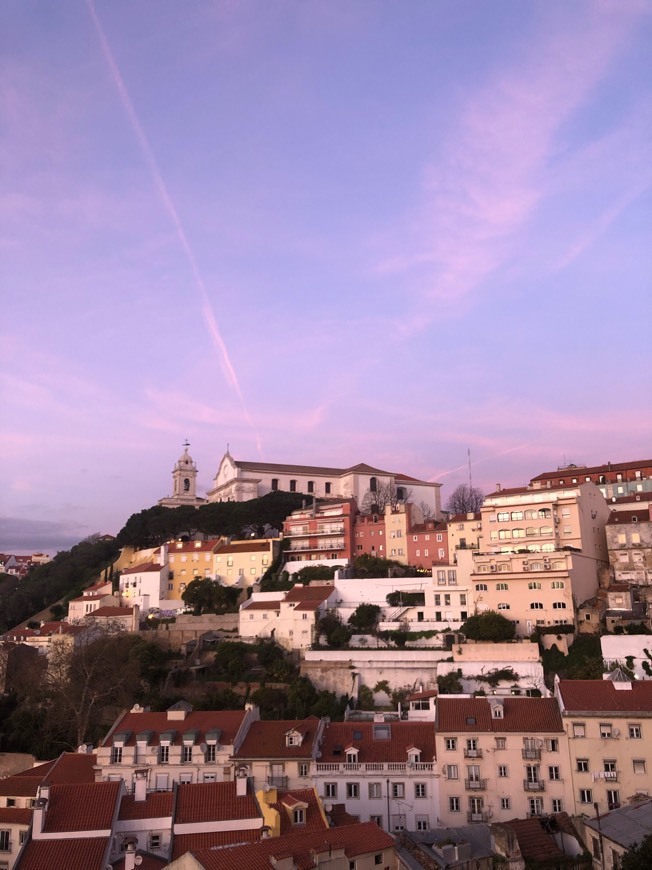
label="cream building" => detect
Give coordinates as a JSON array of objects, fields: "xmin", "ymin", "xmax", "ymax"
[
  {"xmin": 213, "ymin": 538, "xmax": 280, "ymax": 588},
  {"xmin": 167, "ymin": 540, "xmax": 218, "ymax": 598},
  {"xmin": 555, "ymin": 675, "xmax": 652, "ymax": 815},
  {"xmin": 447, "ymin": 512, "xmax": 483, "ymax": 552},
  {"xmin": 119, "ymin": 554, "xmax": 169, "ymax": 614},
  {"xmin": 207, "ymin": 450, "xmax": 442, "ymax": 517},
  {"xmin": 435, "ymin": 696, "xmax": 573, "ymax": 826},
  {"xmin": 470, "ymin": 482, "xmax": 611, "ymax": 636},
  {"xmin": 66, "ymin": 579, "xmax": 115, "ymax": 623},
  {"xmin": 239, "ymin": 584, "xmax": 336, "ymax": 650},
  {"xmin": 158, "ymin": 442, "xmax": 206, "ymax": 508}
]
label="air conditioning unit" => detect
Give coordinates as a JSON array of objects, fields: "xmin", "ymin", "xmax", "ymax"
[
  {"xmin": 544, "ymin": 565, "xmax": 551, "ymax": 570},
  {"xmin": 490, "ymin": 565, "xmax": 497, "ymax": 572}
]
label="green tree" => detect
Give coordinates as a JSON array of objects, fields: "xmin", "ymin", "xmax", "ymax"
[
  {"xmin": 317, "ymin": 611, "xmax": 352, "ymax": 648},
  {"xmin": 352, "ymin": 554, "xmax": 404, "ymax": 578},
  {"xmin": 620, "ymin": 833, "xmax": 652, "ymax": 870},
  {"xmin": 461, "ymin": 611, "xmax": 515, "ymax": 642},
  {"xmin": 182, "ymin": 578, "xmax": 240, "ymax": 615},
  {"xmin": 348, "ymin": 603, "xmax": 382, "ymax": 632},
  {"xmin": 437, "ymin": 669, "xmax": 463, "ymax": 694}
]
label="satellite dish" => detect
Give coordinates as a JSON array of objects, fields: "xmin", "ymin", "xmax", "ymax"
[
  {"xmin": 324, "ymin": 802, "xmax": 333, "ymax": 812},
  {"xmin": 200, "ymin": 743, "xmax": 208, "ymax": 754}
]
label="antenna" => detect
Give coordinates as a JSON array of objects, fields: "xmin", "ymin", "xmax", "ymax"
[{"xmin": 468, "ymin": 448, "xmax": 473, "ymax": 491}]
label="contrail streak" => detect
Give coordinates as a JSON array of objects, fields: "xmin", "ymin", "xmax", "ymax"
[{"xmin": 85, "ymin": 0, "xmax": 262, "ymax": 454}]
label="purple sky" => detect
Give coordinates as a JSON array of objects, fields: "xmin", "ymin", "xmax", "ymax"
[{"xmin": 2, "ymin": 1, "xmax": 651, "ymax": 554}]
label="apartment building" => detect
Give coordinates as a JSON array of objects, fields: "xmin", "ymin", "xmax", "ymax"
[
  {"xmin": 239, "ymin": 584, "xmax": 336, "ymax": 650},
  {"xmin": 435, "ymin": 696, "xmax": 572, "ymax": 827},
  {"xmin": 207, "ymin": 450, "xmax": 442, "ymax": 517},
  {"xmin": 555, "ymin": 676, "xmax": 652, "ymax": 815},
  {"xmin": 66, "ymin": 579, "xmax": 114, "ymax": 623},
  {"xmin": 447, "ymin": 512, "xmax": 483, "ymax": 553},
  {"xmin": 167, "ymin": 539, "xmax": 217, "ymax": 597},
  {"xmin": 470, "ymin": 482, "xmax": 610, "ymax": 636},
  {"xmin": 283, "ymin": 500, "xmax": 356, "ymax": 572},
  {"xmin": 530, "ymin": 459, "xmax": 652, "ymax": 501},
  {"xmin": 312, "ymin": 719, "xmax": 438, "ymax": 834},
  {"xmin": 95, "ymin": 702, "xmax": 259, "ymax": 791},
  {"xmin": 213, "ymin": 538, "xmax": 280, "ymax": 588},
  {"xmin": 606, "ymin": 507, "xmax": 652, "ymax": 587}
]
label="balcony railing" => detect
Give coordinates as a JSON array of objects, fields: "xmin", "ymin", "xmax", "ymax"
[
  {"xmin": 522, "ymin": 748, "xmax": 541, "ymax": 760},
  {"xmin": 523, "ymin": 779, "xmax": 545, "ymax": 791},
  {"xmin": 465, "ymin": 779, "xmax": 487, "ymax": 791},
  {"xmin": 315, "ymin": 762, "xmax": 434, "ymax": 774},
  {"xmin": 464, "ymin": 748, "xmax": 483, "ymax": 759},
  {"xmin": 267, "ymin": 775, "xmax": 288, "ymax": 788},
  {"xmin": 604, "ymin": 771, "xmax": 619, "ymax": 781}
]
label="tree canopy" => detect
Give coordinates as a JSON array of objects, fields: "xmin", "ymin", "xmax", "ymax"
[
  {"xmin": 460, "ymin": 610, "xmax": 515, "ymax": 642},
  {"xmin": 445, "ymin": 483, "xmax": 484, "ymax": 514},
  {"xmin": 348, "ymin": 603, "xmax": 382, "ymax": 632},
  {"xmin": 620, "ymin": 833, "xmax": 652, "ymax": 870},
  {"xmin": 181, "ymin": 578, "xmax": 240, "ymax": 615}
]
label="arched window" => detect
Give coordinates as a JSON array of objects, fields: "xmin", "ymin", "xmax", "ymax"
[
  {"xmin": 530, "ymin": 602, "xmax": 543, "ymax": 609},
  {"xmin": 370, "ymin": 477, "xmax": 377, "ymax": 493},
  {"xmin": 397, "ymin": 487, "xmax": 405, "ymax": 501},
  {"xmin": 183, "ymin": 478, "xmax": 190, "ymax": 492},
  {"xmin": 271, "ymin": 479, "xmax": 279, "ymax": 491}
]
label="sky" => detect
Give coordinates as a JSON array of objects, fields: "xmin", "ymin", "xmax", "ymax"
[{"xmin": 1, "ymin": 0, "xmax": 651, "ymax": 554}]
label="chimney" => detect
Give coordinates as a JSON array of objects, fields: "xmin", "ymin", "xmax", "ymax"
[
  {"xmin": 496, "ymin": 483, "xmax": 501, "ymax": 492},
  {"xmin": 134, "ymin": 768, "xmax": 148, "ymax": 802},
  {"xmin": 236, "ymin": 767, "xmax": 248, "ymax": 797},
  {"xmin": 123, "ymin": 836, "xmax": 138, "ymax": 870},
  {"xmin": 32, "ymin": 797, "xmax": 48, "ymax": 837},
  {"xmin": 159, "ymin": 543, "xmax": 168, "ymax": 567}
]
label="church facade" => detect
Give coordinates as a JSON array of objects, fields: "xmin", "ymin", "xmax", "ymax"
[
  {"xmin": 206, "ymin": 450, "xmax": 442, "ymax": 518},
  {"xmin": 158, "ymin": 443, "xmax": 206, "ymax": 508}
]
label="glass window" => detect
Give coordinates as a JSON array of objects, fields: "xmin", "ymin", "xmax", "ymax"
[
  {"xmin": 346, "ymin": 783, "xmax": 359, "ymax": 798},
  {"xmin": 449, "ymin": 796, "xmax": 460, "ymax": 812}
]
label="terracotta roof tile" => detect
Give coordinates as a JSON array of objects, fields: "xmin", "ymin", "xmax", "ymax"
[
  {"xmin": 101, "ymin": 709, "xmax": 247, "ymax": 747},
  {"xmin": 436, "ymin": 697, "xmax": 564, "ymax": 733},
  {"xmin": 217, "ymin": 541, "xmax": 274, "ymax": 554},
  {"xmin": 531, "ymin": 460, "xmax": 652, "ymax": 481},
  {"xmin": 174, "ymin": 781, "xmax": 260, "ymax": 824},
  {"xmin": 42, "ymin": 781, "xmax": 121, "ymax": 833},
  {"xmin": 185, "ymin": 821, "xmax": 395, "ymax": 870},
  {"xmin": 121, "ymin": 562, "xmax": 162, "ymax": 575},
  {"xmin": 499, "ymin": 817, "xmax": 566, "ymax": 861},
  {"xmin": 171, "ymin": 829, "xmax": 261, "ymax": 860},
  {"xmin": 284, "ymin": 585, "xmax": 333, "ymax": 603},
  {"xmin": 118, "ymin": 792, "xmax": 174, "ymax": 820},
  {"xmin": 320, "ymin": 721, "xmax": 435, "ymax": 763},
  {"xmin": 170, "ymin": 540, "xmax": 219, "ymax": 553},
  {"xmin": 91, "ymin": 606, "xmax": 134, "ymax": 617},
  {"xmin": 0, "ymin": 806, "xmax": 31, "ymax": 823},
  {"xmin": 44, "ymin": 752, "xmax": 98, "ymax": 784},
  {"xmin": 243, "ymin": 600, "xmax": 283, "ymax": 611},
  {"xmin": 16, "ymin": 837, "xmax": 110, "ymax": 870},
  {"xmin": 557, "ymin": 679, "xmax": 652, "ymax": 713},
  {"xmin": 607, "ymin": 510, "xmax": 651, "ymax": 525},
  {"xmin": 234, "ymin": 718, "xmax": 321, "ymax": 760},
  {"xmin": 270, "ymin": 788, "xmax": 327, "ymax": 835}
]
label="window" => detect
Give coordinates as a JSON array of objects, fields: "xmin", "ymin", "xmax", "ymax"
[
  {"xmin": 368, "ymin": 782, "xmax": 382, "ymax": 799},
  {"xmin": 552, "ymin": 601, "xmax": 566, "ymax": 610},
  {"xmin": 495, "ymin": 737, "xmax": 506, "ymax": 750},
  {"xmin": 392, "ymin": 782, "xmax": 405, "ymax": 798},
  {"xmin": 374, "ymin": 856, "xmax": 383, "ymax": 866},
  {"xmin": 607, "ymin": 789, "xmax": 620, "ymax": 809},
  {"xmin": 476, "ymin": 583, "xmax": 488, "ymax": 591},
  {"xmin": 110, "ymin": 746, "xmax": 122, "ymax": 764},
  {"xmin": 579, "ymin": 789, "xmax": 593, "ymax": 804},
  {"xmin": 528, "ymin": 581, "xmax": 542, "ymax": 589},
  {"xmin": 449, "ymin": 796, "xmax": 460, "ymax": 812},
  {"xmin": 148, "ymin": 833, "xmax": 161, "ymax": 850},
  {"xmin": 443, "ymin": 737, "xmax": 457, "ymax": 752},
  {"xmin": 498, "ymin": 765, "xmax": 508, "ymax": 778},
  {"xmin": 290, "ymin": 480, "xmax": 297, "ymax": 492},
  {"xmin": 497, "ymin": 512, "xmax": 510, "ymax": 522},
  {"xmin": 600, "ymin": 723, "xmax": 612, "ymax": 739},
  {"xmin": 551, "ymin": 580, "xmax": 565, "ymax": 589},
  {"xmin": 497, "ymin": 603, "xmax": 510, "ymax": 610},
  {"xmin": 392, "ymin": 814, "xmax": 406, "ymax": 832},
  {"xmin": 159, "ymin": 745, "xmax": 169, "ymax": 764},
  {"xmin": 370, "ymin": 816, "xmax": 383, "ymax": 828},
  {"xmin": 346, "ymin": 751, "xmax": 358, "ymax": 764},
  {"xmin": 205, "ymin": 744, "xmax": 216, "ymax": 763},
  {"xmin": 415, "ymin": 783, "xmax": 427, "ymax": 798},
  {"xmin": 416, "ymin": 815, "xmax": 429, "ymax": 831},
  {"xmin": 573, "ymin": 723, "xmax": 586, "ymax": 738},
  {"xmin": 5, "ymin": 801, "xmax": 14, "ymax": 809},
  {"xmin": 271, "ymin": 478, "xmax": 279, "ymax": 491},
  {"xmin": 307, "ymin": 481, "xmax": 314, "ymax": 494},
  {"xmin": 0, "ymin": 832, "xmax": 9, "ymax": 853},
  {"xmin": 445, "ymin": 765, "xmax": 459, "ymax": 780},
  {"xmin": 182, "ymin": 746, "xmax": 193, "ymax": 763},
  {"xmin": 546, "ymin": 738, "xmax": 559, "ymax": 752},
  {"xmin": 299, "ymin": 763, "xmax": 309, "ymax": 777},
  {"xmin": 500, "ymin": 797, "xmax": 511, "ymax": 810},
  {"xmin": 325, "ymin": 783, "xmax": 337, "ymax": 798},
  {"xmin": 346, "ymin": 783, "xmax": 359, "ymax": 799},
  {"xmin": 577, "ymin": 759, "xmax": 589, "ymax": 772},
  {"xmin": 633, "ymin": 759, "xmax": 646, "ymax": 774},
  {"xmin": 529, "ymin": 797, "xmax": 543, "ymax": 817},
  {"xmin": 552, "ymin": 798, "xmax": 563, "ymax": 813},
  {"xmin": 530, "ymin": 602, "xmax": 543, "ymax": 609},
  {"xmin": 629, "ymin": 724, "xmax": 642, "ymax": 739},
  {"xmin": 549, "ymin": 766, "xmax": 560, "ymax": 781},
  {"xmin": 293, "ymin": 808, "xmax": 305, "ymax": 824}
]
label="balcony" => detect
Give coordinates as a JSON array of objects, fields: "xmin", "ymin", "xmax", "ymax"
[
  {"xmin": 464, "ymin": 748, "xmax": 483, "ymax": 759},
  {"xmin": 465, "ymin": 779, "xmax": 487, "ymax": 791},
  {"xmin": 604, "ymin": 770, "xmax": 619, "ymax": 782},
  {"xmin": 523, "ymin": 779, "xmax": 545, "ymax": 791},
  {"xmin": 315, "ymin": 762, "xmax": 434, "ymax": 774},
  {"xmin": 467, "ymin": 811, "xmax": 489, "ymax": 823},
  {"xmin": 522, "ymin": 748, "xmax": 541, "ymax": 760},
  {"xmin": 267, "ymin": 775, "xmax": 288, "ymax": 788}
]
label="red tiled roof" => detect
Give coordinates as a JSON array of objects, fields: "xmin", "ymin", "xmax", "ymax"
[
  {"xmin": 13, "ymin": 761, "xmax": 56, "ymax": 779},
  {"xmin": 44, "ymin": 752, "xmax": 98, "ymax": 785},
  {"xmin": 217, "ymin": 541, "xmax": 273, "ymax": 553},
  {"xmin": 118, "ymin": 791, "xmax": 174, "ymax": 820},
  {"xmin": 91, "ymin": 606, "xmax": 134, "ymax": 617},
  {"xmin": 170, "ymin": 540, "xmax": 219, "ymax": 553},
  {"xmin": 284, "ymin": 585, "xmax": 333, "ymax": 603},
  {"xmin": 499, "ymin": 817, "xmax": 566, "ymax": 861},
  {"xmin": 407, "ymin": 689, "xmax": 438, "ymax": 701},
  {"xmin": 174, "ymin": 781, "xmax": 260, "ymax": 824},
  {"xmin": 171, "ymin": 829, "xmax": 261, "ymax": 860},
  {"xmin": 42, "ymin": 781, "xmax": 121, "ymax": 833},
  {"xmin": 235, "ymin": 718, "xmax": 321, "ymax": 760},
  {"xmin": 113, "ymin": 855, "xmax": 167, "ymax": 870},
  {"xmin": 16, "ymin": 837, "xmax": 110, "ymax": 870},
  {"xmin": 270, "ymin": 788, "xmax": 327, "ymax": 835},
  {"xmin": 319, "ymin": 721, "xmax": 435, "ymax": 763},
  {"xmin": 0, "ymin": 806, "xmax": 31, "ymax": 823},
  {"xmin": 121, "ymin": 562, "xmax": 162, "ymax": 575},
  {"xmin": 101, "ymin": 709, "xmax": 247, "ymax": 747},
  {"xmin": 531, "ymin": 460, "xmax": 652, "ymax": 482},
  {"xmin": 607, "ymin": 510, "xmax": 651, "ymax": 525},
  {"xmin": 557, "ymin": 679, "xmax": 652, "ymax": 713},
  {"xmin": 185, "ymin": 821, "xmax": 395, "ymax": 870},
  {"xmin": 243, "ymin": 600, "xmax": 283, "ymax": 611},
  {"xmin": 436, "ymin": 697, "xmax": 564, "ymax": 733}
]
